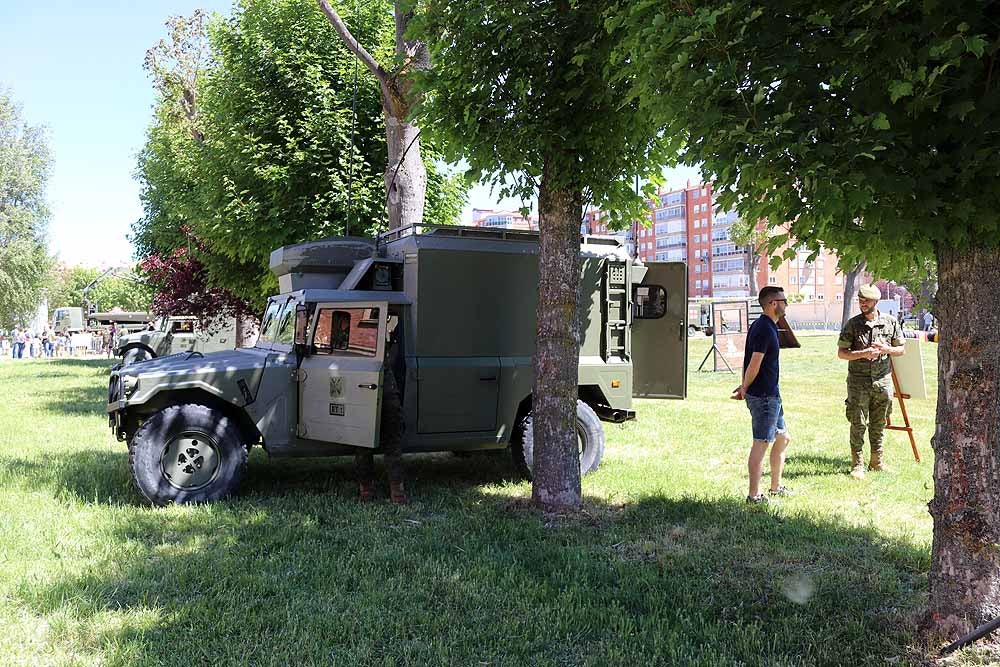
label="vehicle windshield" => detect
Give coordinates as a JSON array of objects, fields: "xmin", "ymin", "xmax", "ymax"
[{"xmin": 255, "ymin": 298, "xmax": 294, "ymax": 349}]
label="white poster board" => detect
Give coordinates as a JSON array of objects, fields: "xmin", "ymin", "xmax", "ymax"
[
  {"xmin": 70, "ymin": 333, "xmax": 92, "ymax": 354},
  {"xmin": 890, "ymin": 338, "xmax": 927, "ymax": 400}
]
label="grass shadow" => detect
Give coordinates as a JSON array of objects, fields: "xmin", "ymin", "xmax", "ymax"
[
  {"xmin": 782, "ymin": 453, "xmax": 852, "ymax": 478},
  {"xmin": 13, "ymin": 490, "xmax": 932, "ymax": 666}
]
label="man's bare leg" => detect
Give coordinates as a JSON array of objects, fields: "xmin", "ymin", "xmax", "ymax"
[
  {"xmin": 769, "ymin": 431, "xmax": 790, "ymax": 492},
  {"xmin": 748, "ymin": 440, "xmax": 770, "ymax": 497}
]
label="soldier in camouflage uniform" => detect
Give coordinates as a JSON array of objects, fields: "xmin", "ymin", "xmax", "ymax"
[
  {"xmin": 836, "ymin": 284, "xmax": 905, "ymax": 478},
  {"xmin": 357, "ymin": 317, "xmax": 407, "ymax": 504}
]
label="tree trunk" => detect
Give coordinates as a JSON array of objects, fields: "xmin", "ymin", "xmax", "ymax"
[
  {"xmin": 383, "ymin": 112, "xmax": 426, "ymax": 231},
  {"xmin": 316, "ymin": 0, "xmax": 428, "ymax": 232},
  {"xmin": 531, "ymin": 157, "xmax": 583, "ymax": 511},
  {"xmin": 925, "ymin": 243, "xmax": 1000, "ymax": 640},
  {"xmin": 841, "ymin": 262, "xmax": 866, "ymax": 328},
  {"xmin": 747, "ymin": 246, "xmax": 760, "ymax": 295}
]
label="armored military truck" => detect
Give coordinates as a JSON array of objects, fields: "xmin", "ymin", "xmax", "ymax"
[
  {"xmin": 106, "ymin": 225, "xmax": 687, "ymax": 505},
  {"xmin": 116, "ymin": 315, "xmax": 240, "ymax": 365}
]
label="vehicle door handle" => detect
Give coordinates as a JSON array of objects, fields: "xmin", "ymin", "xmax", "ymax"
[
  {"xmin": 358, "ymin": 383, "xmax": 378, "ymax": 390},
  {"xmin": 479, "ymin": 376, "xmax": 497, "ymax": 382}
]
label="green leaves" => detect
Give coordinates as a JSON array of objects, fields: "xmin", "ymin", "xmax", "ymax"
[
  {"xmin": 612, "ymin": 0, "xmax": 1000, "ymax": 275},
  {"xmin": 0, "ymin": 90, "xmax": 53, "ymax": 327}
]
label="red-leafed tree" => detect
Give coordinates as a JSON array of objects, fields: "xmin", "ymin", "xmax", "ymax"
[{"xmin": 139, "ymin": 241, "xmax": 256, "ymax": 343}]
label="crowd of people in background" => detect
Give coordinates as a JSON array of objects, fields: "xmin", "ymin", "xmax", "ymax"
[{"xmin": 0, "ymin": 326, "xmax": 120, "ymax": 360}]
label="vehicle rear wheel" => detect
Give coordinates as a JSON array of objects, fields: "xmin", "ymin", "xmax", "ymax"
[
  {"xmin": 511, "ymin": 400, "xmax": 605, "ymax": 480},
  {"xmin": 122, "ymin": 346, "xmax": 153, "ymax": 366},
  {"xmin": 688, "ymin": 325, "xmax": 697, "ymax": 336},
  {"xmin": 129, "ymin": 403, "xmax": 248, "ymax": 506}
]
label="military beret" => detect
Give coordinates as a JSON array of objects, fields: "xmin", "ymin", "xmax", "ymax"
[{"xmin": 858, "ymin": 284, "xmax": 881, "ymax": 300}]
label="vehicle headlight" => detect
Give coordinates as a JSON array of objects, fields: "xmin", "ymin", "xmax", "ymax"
[{"xmin": 122, "ymin": 375, "xmax": 139, "ymax": 397}]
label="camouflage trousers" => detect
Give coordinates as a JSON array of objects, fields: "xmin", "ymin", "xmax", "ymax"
[
  {"xmin": 845, "ymin": 377, "xmax": 893, "ymax": 454},
  {"xmin": 356, "ymin": 367, "xmax": 405, "ymax": 483}
]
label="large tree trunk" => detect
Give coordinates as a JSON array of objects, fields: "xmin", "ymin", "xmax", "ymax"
[
  {"xmin": 317, "ymin": 0, "xmax": 428, "ymax": 232},
  {"xmin": 531, "ymin": 158, "xmax": 583, "ymax": 511},
  {"xmin": 841, "ymin": 262, "xmax": 866, "ymax": 328},
  {"xmin": 383, "ymin": 112, "xmax": 426, "ymax": 231},
  {"xmin": 925, "ymin": 243, "xmax": 1000, "ymax": 639}
]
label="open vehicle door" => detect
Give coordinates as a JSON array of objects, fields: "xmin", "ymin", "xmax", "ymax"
[
  {"xmin": 632, "ymin": 262, "xmax": 688, "ymax": 398},
  {"xmin": 298, "ymin": 302, "xmax": 387, "ymax": 447}
]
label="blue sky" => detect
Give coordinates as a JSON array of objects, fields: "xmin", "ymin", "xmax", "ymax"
[{"xmin": 1, "ymin": 1, "xmax": 701, "ymax": 268}]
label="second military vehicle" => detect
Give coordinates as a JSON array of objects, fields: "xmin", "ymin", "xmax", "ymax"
[
  {"xmin": 115, "ymin": 315, "xmax": 241, "ymax": 365},
  {"xmin": 106, "ymin": 225, "xmax": 688, "ymax": 505}
]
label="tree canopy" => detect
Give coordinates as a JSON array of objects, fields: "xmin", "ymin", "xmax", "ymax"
[
  {"xmin": 610, "ymin": 0, "xmax": 999, "ymax": 272},
  {"xmin": 134, "ymin": 0, "xmax": 465, "ymax": 307},
  {"xmin": 0, "ymin": 89, "xmax": 52, "ymax": 328},
  {"xmin": 46, "ymin": 265, "xmax": 152, "ymax": 313}
]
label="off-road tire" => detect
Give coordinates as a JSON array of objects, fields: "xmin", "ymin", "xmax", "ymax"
[
  {"xmin": 688, "ymin": 325, "xmax": 697, "ymax": 337},
  {"xmin": 129, "ymin": 403, "xmax": 248, "ymax": 506},
  {"xmin": 511, "ymin": 400, "xmax": 605, "ymax": 480},
  {"xmin": 122, "ymin": 346, "xmax": 153, "ymax": 366}
]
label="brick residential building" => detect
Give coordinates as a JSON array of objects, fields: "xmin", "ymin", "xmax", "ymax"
[{"xmin": 581, "ymin": 182, "xmax": 863, "ymax": 306}]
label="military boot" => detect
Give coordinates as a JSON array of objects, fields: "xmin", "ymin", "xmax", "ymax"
[
  {"xmin": 850, "ymin": 451, "xmax": 866, "ymax": 479},
  {"xmin": 389, "ymin": 480, "xmax": 408, "ymax": 505},
  {"xmin": 358, "ymin": 480, "xmax": 376, "ymax": 502},
  {"xmin": 869, "ymin": 449, "xmax": 888, "ymax": 472}
]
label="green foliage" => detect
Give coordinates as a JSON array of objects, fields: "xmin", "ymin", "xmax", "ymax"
[
  {"xmin": 134, "ymin": 0, "xmax": 466, "ymax": 305},
  {"xmin": 0, "ymin": 89, "xmax": 53, "ymax": 327},
  {"xmin": 610, "ymin": 0, "xmax": 1000, "ymax": 273},
  {"xmin": 47, "ymin": 265, "xmax": 152, "ymax": 313},
  {"xmin": 412, "ymin": 0, "xmax": 675, "ymax": 227}
]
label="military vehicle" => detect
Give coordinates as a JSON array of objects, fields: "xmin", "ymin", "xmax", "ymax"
[
  {"xmin": 52, "ymin": 307, "xmax": 85, "ymax": 335},
  {"xmin": 115, "ymin": 315, "xmax": 240, "ymax": 365},
  {"xmin": 106, "ymin": 225, "xmax": 687, "ymax": 505}
]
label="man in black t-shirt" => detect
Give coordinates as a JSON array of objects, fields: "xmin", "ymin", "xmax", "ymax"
[{"xmin": 731, "ymin": 286, "xmax": 791, "ymax": 504}]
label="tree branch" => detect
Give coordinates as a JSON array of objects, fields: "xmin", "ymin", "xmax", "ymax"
[{"xmin": 316, "ymin": 0, "xmax": 388, "ymax": 86}]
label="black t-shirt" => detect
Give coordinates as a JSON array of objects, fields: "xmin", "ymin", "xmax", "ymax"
[{"xmin": 743, "ymin": 316, "xmax": 780, "ymax": 397}]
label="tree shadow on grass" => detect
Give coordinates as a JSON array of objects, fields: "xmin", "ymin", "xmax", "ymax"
[
  {"xmin": 7, "ymin": 444, "xmax": 521, "ymax": 509},
  {"xmin": 41, "ymin": 383, "xmax": 109, "ymax": 416},
  {"xmin": 12, "ymin": 487, "xmax": 934, "ymax": 667},
  {"xmin": 782, "ymin": 453, "xmax": 852, "ymax": 478}
]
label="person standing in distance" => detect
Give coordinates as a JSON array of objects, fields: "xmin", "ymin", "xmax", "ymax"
[
  {"xmin": 731, "ymin": 286, "xmax": 791, "ymax": 504},
  {"xmin": 837, "ymin": 284, "xmax": 905, "ymax": 478}
]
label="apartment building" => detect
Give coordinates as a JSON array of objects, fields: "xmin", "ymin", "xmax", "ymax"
[
  {"xmin": 471, "ymin": 208, "xmax": 537, "ymax": 231},
  {"xmin": 582, "ymin": 181, "xmax": 857, "ymax": 304}
]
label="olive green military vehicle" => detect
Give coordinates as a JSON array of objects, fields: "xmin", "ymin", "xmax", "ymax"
[
  {"xmin": 115, "ymin": 316, "xmax": 240, "ymax": 365},
  {"xmin": 107, "ymin": 225, "xmax": 687, "ymax": 505}
]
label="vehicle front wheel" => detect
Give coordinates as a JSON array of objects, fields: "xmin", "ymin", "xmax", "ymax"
[
  {"xmin": 511, "ymin": 400, "xmax": 605, "ymax": 480},
  {"xmin": 129, "ymin": 403, "xmax": 248, "ymax": 506},
  {"xmin": 122, "ymin": 346, "xmax": 153, "ymax": 366},
  {"xmin": 688, "ymin": 325, "xmax": 697, "ymax": 337}
]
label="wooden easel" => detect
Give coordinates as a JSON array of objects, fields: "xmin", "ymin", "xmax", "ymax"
[
  {"xmin": 886, "ymin": 366, "xmax": 921, "ymax": 462},
  {"xmin": 697, "ymin": 344, "xmax": 735, "ymax": 374}
]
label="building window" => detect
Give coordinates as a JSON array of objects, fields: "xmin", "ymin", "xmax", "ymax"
[
  {"xmin": 836, "ymin": 293, "xmax": 843, "ymax": 301},
  {"xmin": 701, "ymin": 233, "xmax": 709, "ymax": 243},
  {"xmin": 768, "ymin": 276, "xmax": 778, "ymax": 285},
  {"xmin": 695, "ymin": 264, "xmax": 701, "ymax": 273},
  {"xmin": 817, "ymin": 294, "xmax": 825, "ymax": 301}
]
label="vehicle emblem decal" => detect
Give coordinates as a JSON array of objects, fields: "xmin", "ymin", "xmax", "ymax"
[{"xmin": 330, "ymin": 376, "xmax": 343, "ymax": 398}]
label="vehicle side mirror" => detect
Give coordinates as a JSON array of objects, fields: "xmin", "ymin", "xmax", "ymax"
[{"xmin": 294, "ymin": 303, "xmax": 312, "ymax": 355}]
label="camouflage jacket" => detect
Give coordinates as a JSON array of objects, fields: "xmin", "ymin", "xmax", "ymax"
[{"xmin": 837, "ymin": 313, "xmax": 903, "ymax": 382}]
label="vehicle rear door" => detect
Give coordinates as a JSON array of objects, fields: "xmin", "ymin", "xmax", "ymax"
[
  {"xmin": 632, "ymin": 262, "xmax": 688, "ymax": 398},
  {"xmin": 298, "ymin": 302, "xmax": 387, "ymax": 447}
]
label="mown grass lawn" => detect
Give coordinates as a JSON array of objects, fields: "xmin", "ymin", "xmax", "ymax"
[{"xmin": 0, "ymin": 337, "xmax": 991, "ymax": 666}]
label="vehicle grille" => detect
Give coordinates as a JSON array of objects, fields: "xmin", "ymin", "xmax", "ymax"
[{"xmin": 108, "ymin": 374, "xmax": 121, "ymax": 404}]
